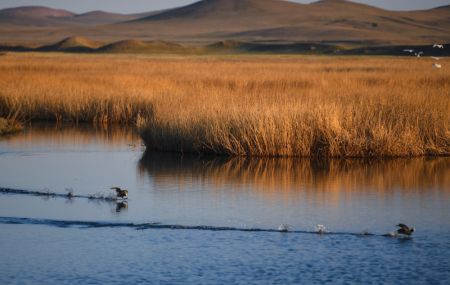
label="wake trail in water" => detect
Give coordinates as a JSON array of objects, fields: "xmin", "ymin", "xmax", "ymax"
[
  {"xmin": 0, "ymin": 217, "xmax": 405, "ymax": 238},
  {"xmin": 0, "ymin": 187, "xmax": 118, "ymax": 201}
]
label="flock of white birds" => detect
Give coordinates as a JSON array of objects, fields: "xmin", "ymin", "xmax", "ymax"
[{"xmin": 404, "ymin": 44, "xmax": 445, "ymax": 69}]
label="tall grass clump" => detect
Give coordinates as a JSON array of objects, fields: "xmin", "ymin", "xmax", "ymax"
[
  {"xmin": 138, "ymin": 57, "xmax": 450, "ymax": 157},
  {"xmin": 0, "ymin": 54, "xmax": 449, "ymax": 157},
  {"xmin": 0, "ymin": 54, "xmax": 154, "ymax": 124}
]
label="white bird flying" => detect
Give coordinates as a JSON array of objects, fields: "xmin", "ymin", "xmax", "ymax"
[
  {"xmin": 433, "ymin": 63, "xmax": 442, "ymax": 69},
  {"xmin": 415, "ymin": 51, "xmax": 424, "ymax": 58},
  {"xmin": 403, "ymin": 49, "xmax": 414, "ymax": 53},
  {"xmin": 431, "ymin": 56, "xmax": 441, "ymax": 61},
  {"xmin": 433, "ymin": 44, "xmax": 444, "ymax": 49}
]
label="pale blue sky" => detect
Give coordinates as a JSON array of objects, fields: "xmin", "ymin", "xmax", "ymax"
[{"xmin": 0, "ymin": 0, "xmax": 449, "ymax": 13}]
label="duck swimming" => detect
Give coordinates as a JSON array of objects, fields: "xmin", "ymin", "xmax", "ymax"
[
  {"xmin": 110, "ymin": 187, "xmax": 128, "ymax": 199},
  {"xmin": 396, "ymin": 224, "xmax": 415, "ymax": 236}
]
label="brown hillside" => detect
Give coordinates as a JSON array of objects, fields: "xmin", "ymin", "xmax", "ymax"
[
  {"xmin": 73, "ymin": 11, "xmax": 143, "ymax": 25},
  {"xmin": 98, "ymin": 40, "xmax": 184, "ymax": 53},
  {"xmin": 38, "ymin": 36, "xmax": 101, "ymax": 52},
  {"xmin": 0, "ymin": 0, "xmax": 449, "ymax": 46},
  {"xmin": 0, "ymin": 6, "xmax": 154, "ymax": 27},
  {"xmin": 0, "ymin": 6, "xmax": 75, "ymax": 26},
  {"xmin": 115, "ymin": 0, "xmax": 450, "ymax": 45}
]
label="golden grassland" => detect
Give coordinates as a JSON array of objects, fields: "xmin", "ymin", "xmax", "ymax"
[{"xmin": 0, "ymin": 53, "xmax": 449, "ymax": 157}]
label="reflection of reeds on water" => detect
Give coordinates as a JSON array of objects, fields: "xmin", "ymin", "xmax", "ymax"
[
  {"xmin": 139, "ymin": 152, "xmax": 450, "ymax": 201},
  {"xmin": 4, "ymin": 123, "xmax": 141, "ymax": 148}
]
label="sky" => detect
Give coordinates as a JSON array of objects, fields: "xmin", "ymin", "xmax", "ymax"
[{"xmin": 0, "ymin": 0, "xmax": 449, "ymax": 14}]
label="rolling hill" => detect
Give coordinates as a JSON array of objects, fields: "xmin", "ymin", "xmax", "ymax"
[
  {"xmin": 0, "ymin": 6, "xmax": 154, "ymax": 26},
  {"xmin": 97, "ymin": 40, "xmax": 186, "ymax": 53},
  {"xmin": 0, "ymin": 6, "xmax": 75, "ymax": 26},
  {"xmin": 38, "ymin": 36, "xmax": 101, "ymax": 52},
  {"xmin": 0, "ymin": 0, "xmax": 449, "ymax": 46},
  {"xmin": 121, "ymin": 0, "xmax": 450, "ymax": 45}
]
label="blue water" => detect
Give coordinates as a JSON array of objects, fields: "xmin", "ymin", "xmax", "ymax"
[{"xmin": 0, "ymin": 125, "xmax": 449, "ymax": 284}]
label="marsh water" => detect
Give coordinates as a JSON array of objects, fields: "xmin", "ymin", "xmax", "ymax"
[{"xmin": 0, "ymin": 124, "xmax": 449, "ymax": 284}]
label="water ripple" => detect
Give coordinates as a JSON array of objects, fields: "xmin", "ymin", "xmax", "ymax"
[{"xmin": 0, "ymin": 216, "xmax": 410, "ymax": 238}]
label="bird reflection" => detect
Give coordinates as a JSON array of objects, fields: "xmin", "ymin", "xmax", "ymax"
[{"xmin": 116, "ymin": 201, "xmax": 128, "ymax": 213}]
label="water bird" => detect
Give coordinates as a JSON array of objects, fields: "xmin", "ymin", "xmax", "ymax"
[
  {"xmin": 396, "ymin": 224, "xmax": 415, "ymax": 236},
  {"xmin": 403, "ymin": 49, "xmax": 414, "ymax": 53},
  {"xmin": 433, "ymin": 44, "xmax": 444, "ymax": 49},
  {"xmin": 110, "ymin": 187, "xmax": 128, "ymax": 199},
  {"xmin": 316, "ymin": 224, "xmax": 327, "ymax": 234},
  {"xmin": 278, "ymin": 224, "xmax": 290, "ymax": 232},
  {"xmin": 433, "ymin": 63, "xmax": 442, "ymax": 69},
  {"xmin": 415, "ymin": 51, "xmax": 424, "ymax": 58},
  {"xmin": 65, "ymin": 188, "xmax": 74, "ymax": 198},
  {"xmin": 431, "ymin": 56, "xmax": 441, "ymax": 61}
]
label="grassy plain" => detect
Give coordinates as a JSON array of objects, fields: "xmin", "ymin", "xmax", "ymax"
[{"xmin": 0, "ymin": 53, "xmax": 448, "ymax": 157}]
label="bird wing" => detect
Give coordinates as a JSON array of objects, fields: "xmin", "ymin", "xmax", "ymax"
[
  {"xmin": 396, "ymin": 224, "xmax": 409, "ymax": 229},
  {"xmin": 110, "ymin": 187, "xmax": 121, "ymax": 191}
]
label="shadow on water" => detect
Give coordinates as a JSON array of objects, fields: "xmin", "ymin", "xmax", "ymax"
[{"xmin": 138, "ymin": 151, "xmax": 450, "ymax": 196}]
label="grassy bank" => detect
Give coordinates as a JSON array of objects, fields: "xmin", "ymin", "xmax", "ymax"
[
  {"xmin": 0, "ymin": 53, "xmax": 449, "ymax": 157},
  {"xmin": 0, "ymin": 53, "xmax": 154, "ymax": 124}
]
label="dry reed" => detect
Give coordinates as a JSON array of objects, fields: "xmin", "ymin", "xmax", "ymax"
[{"xmin": 0, "ymin": 53, "xmax": 449, "ymax": 157}]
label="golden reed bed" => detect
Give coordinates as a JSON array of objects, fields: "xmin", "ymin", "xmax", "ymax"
[{"xmin": 0, "ymin": 53, "xmax": 449, "ymax": 157}]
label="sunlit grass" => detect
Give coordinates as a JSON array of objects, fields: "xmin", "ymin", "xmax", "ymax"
[{"xmin": 0, "ymin": 53, "xmax": 449, "ymax": 156}]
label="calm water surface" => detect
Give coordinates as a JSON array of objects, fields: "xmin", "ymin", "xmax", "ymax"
[{"xmin": 0, "ymin": 124, "xmax": 449, "ymax": 284}]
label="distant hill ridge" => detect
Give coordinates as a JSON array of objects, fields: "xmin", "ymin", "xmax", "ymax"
[
  {"xmin": 0, "ymin": 5, "xmax": 154, "ymax": 26},
  {"xmin": 0, "ymin": 0, "xmax": 449, "ymax": 45}
]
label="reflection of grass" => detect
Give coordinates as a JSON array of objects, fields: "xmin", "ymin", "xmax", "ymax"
[
  {"xmin": 0, "ymin": 118, "xmax": 22, "ymax": 135},
  {"xmin": 0, "ymin": 54, "xmax": 449, "ymax": 156},
  {"xmin": 139, "ymin": 153, "xmax": 450, "ymax": 198}
]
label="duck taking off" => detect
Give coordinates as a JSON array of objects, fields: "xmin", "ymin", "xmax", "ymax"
[
  {"xmin": 396, "ymin": 224, "xmax": 415, "ymax": 236},
  {"xmin": 110, "ymin": 187, "xmax": 128, "ymax": 199},
  {"xmin": 278, "ymin": 224, "xmax": 290, "ymax": 232},
  {"xmin": 316, "ymin": 224, "xmax": 327, "ymax": 234}
]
